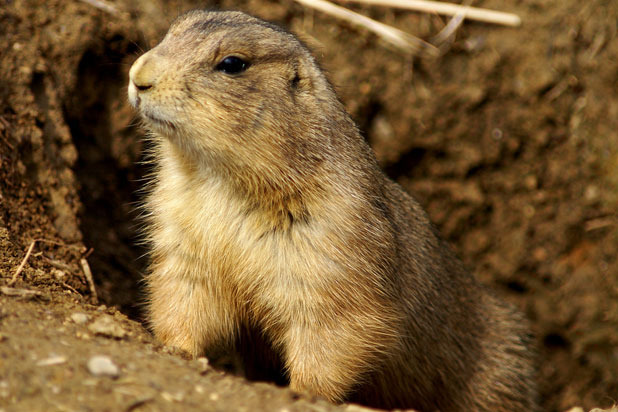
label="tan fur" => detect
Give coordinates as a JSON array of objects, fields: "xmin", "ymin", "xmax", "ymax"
[{"xmin": 128, "ymin": 10, "xmax": 538, "ymax": 411}]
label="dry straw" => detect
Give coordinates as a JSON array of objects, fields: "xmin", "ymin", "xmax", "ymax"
[
  {"xmin": 337, "ymin": 0, "xmax": 521, "ymax": 26},
  {"xmin": 294, "ymin": 0, "xmax": 440, "ymax": 55},
  {"xmin": 293, "ymin": 0, "xmax": 521, "ymax": 54}
]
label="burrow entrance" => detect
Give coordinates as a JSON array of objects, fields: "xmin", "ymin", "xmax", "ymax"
[{"xmin": 64, "ymin": 35, "xmax": 149, "ymax": 320}]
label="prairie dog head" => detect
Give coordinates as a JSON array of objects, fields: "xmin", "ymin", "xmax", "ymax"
[{"xmin": 128, "ymin": 10, "xmax": 344, "ymax": 184}]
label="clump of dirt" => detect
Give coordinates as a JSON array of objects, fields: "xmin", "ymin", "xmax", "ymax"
[{"xmin": 1, "ymin": 0, "xmax": 617, "ymax": 411}]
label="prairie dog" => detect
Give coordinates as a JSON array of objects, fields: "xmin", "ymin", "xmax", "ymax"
[{"xmin": 128, "ymin": 10, "xmax": 538, "ymax": 411}]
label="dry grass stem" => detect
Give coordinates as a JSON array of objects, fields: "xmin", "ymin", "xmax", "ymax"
[
  {"xmin": 431, "ymin": 7, "xmax": 466, "ymax": 46},
  {"xmin": 80, "ymin": 258, "xmax": 99, "ymax": 304},
  {"xmin": 60, "ymin": 281, "xmax": 81, "ymax": 295},
  {"xmin": 585, "ymin": 217, "xmax": 616, "ymax": 232},
  {"xmin": 0, "ymin": 116, "xmax": 9, "ymax": 130},
  {"xmin": 78, "ymin": 0, "xmax": 120, "ymax": 15},
  {"xmin": 0, "ymin": 286, "xmax": 44, "ymax": 298},
  {"xmin": 9, "ymin": 238, "xmax": 90, "ymax": 299},
  {"xmin": 336, "ymin": 0, "xmax": 521, "ymax": 26},
  {"xmin": 0, "ymin": 134, "xmax": 14, "ymax": 150},
  {"xmin": 294, "ymin": 0, "xmax": 439, "ymax": 55},
  {"xmin": 9, "ymin": 240, "xmax": 37, "ymax": 286},
  {"xmin": 42, "ymin": 256, "xmax": 74, "ymax": 272},
  {"xmin": 0, "ymin": 117, "xmax": 14, "ymax": 150}
]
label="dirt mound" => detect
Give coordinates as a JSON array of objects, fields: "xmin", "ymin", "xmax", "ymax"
[{"xmin": 1, "ymin": 0, "xmax": 617, "ymax": 411}]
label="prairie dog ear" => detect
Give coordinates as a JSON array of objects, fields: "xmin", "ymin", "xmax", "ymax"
[{"xmin": 289, "ymin": 58, "xmax": 313, "ymax": 93}]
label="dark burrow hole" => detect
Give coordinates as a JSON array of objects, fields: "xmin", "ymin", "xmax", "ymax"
[
  {"xmin": 543, "ymin": 333, "xmax": 570, "ymax": 349},
  {"xmin": 504, "ymin": 280, "xmax": 528, "ymax": 294},
  {"xmin": 384, "ymin": 147, "xmax": 429, "ymax": 180},
  {"xmin": 65, "ymin": 37, "xmax": 148, "ymax": 321}
]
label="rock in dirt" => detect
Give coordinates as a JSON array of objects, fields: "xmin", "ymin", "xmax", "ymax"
[
  {"xmin": 87, "ymin": 355, "xmax": 119, "ymax": 378},
  {"xmin": 196, "ymin": 357, "xmax": 210, "ymax": 374},
  {"xmin": 70, "ymin": 312, "xmax": 90, "ymax": 325},
  {"xmin": 88, "ymin": 314, "xmax": 127, "ymax": 339},
  {"xmin": 345, "ymin": 404, "xmax": 388, "ymax": 412}
]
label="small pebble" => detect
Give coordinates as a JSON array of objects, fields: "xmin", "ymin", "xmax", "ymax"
[
  {"xmin": 196, "ymin": 357, "xmax": 210, "ymax": 374},
  {"xmin": 345, "ymin": 405, "xmax": 379, "ymax": 412},
  {"xmin": 70, "ymin": 313, "xmax": 89, "ymax": 325},
  {"xmin": 585, "ymin": 185, "xmax": 600, "ymax": 202},
  {"xmin": 76, "ymin": 331, "xmax": 91, "ymax": 340},
  {"xmin": 87, "ymin": 355, "xmax": 119, "ymax": 378},
  {"xmin": 524, "ymin": 174, "xmax": 538, "ymax": 190},
  {"xmin": 88, "ymin": 315, "xmax": 127, "ymax": 339},
  {"xmin": 0, "ymin": 380, "xmax": 9, "ymax": 398},
  {"xmin": 161, "ymin": 391, "xmax": 184, "ymax": 402},
  {"xmin": 51, "ymin": 269, "xmax": 66, "ymax": 279}
]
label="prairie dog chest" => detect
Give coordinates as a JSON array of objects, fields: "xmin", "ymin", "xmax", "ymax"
[
  {"xmin": 151, "ymin": 160, "xmax": 267, "ymax": 274},
  {"xmin": 149, "ymin": 150, "xmax": 339, "ymax": 306}
]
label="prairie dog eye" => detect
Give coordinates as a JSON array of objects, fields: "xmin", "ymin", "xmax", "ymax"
[{"xmin": 215, "ymin": 56, "xmax": 250, "ymax": 74}]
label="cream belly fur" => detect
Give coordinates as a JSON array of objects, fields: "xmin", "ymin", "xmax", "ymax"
[{"xmin": 128, "ymin": 9, "xmax": 538, "ymax": 411}]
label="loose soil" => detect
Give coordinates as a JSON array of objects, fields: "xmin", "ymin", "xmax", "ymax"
[{"xmin": 1, "ymin": 0, "xmax": 617, "ymax": 411}]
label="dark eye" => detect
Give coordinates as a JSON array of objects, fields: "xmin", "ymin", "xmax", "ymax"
[{"xmin": 215, "ymin": 56, "xmax": 249, "ymax": 75}]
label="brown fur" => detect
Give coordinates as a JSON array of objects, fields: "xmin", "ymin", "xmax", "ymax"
[{"xmin": 128, "ymin": 10, "xmax": 538, "ymax": 411}]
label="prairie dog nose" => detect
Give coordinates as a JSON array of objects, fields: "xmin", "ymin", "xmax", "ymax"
[
  {"xmin": 129, "ymin": 52, "xmax": 159, "ymax": 89},
  {"xmin": 128, "ymin": 52, "xmax": 159, "ymax": 106}
]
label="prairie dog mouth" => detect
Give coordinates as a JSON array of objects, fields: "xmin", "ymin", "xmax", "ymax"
[
  {"xmin": 127, "ymin": 81, "xmax": 139, "ymax": 108},
  {"xmin": 128, "ymin": 86, "xmax": 176, "ymax": 130},
  {"xmin": 141, "ymin": 110, "xmax": 177, "ymax": 131}
]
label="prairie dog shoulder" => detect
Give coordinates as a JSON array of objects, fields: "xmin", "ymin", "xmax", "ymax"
[{"xmin": 128, "ymin": 10, "xmax": 538, "ymax": 412}]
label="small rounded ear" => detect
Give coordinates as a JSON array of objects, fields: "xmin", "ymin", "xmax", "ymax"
[{"xmin": 289, "ymin": 59, "xmax": 312, "ymax": 93}]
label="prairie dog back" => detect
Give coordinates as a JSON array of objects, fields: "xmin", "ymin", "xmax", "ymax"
[{"xmin": 128, "ymin": 10, "xmax": 538, "ymax": 411}]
